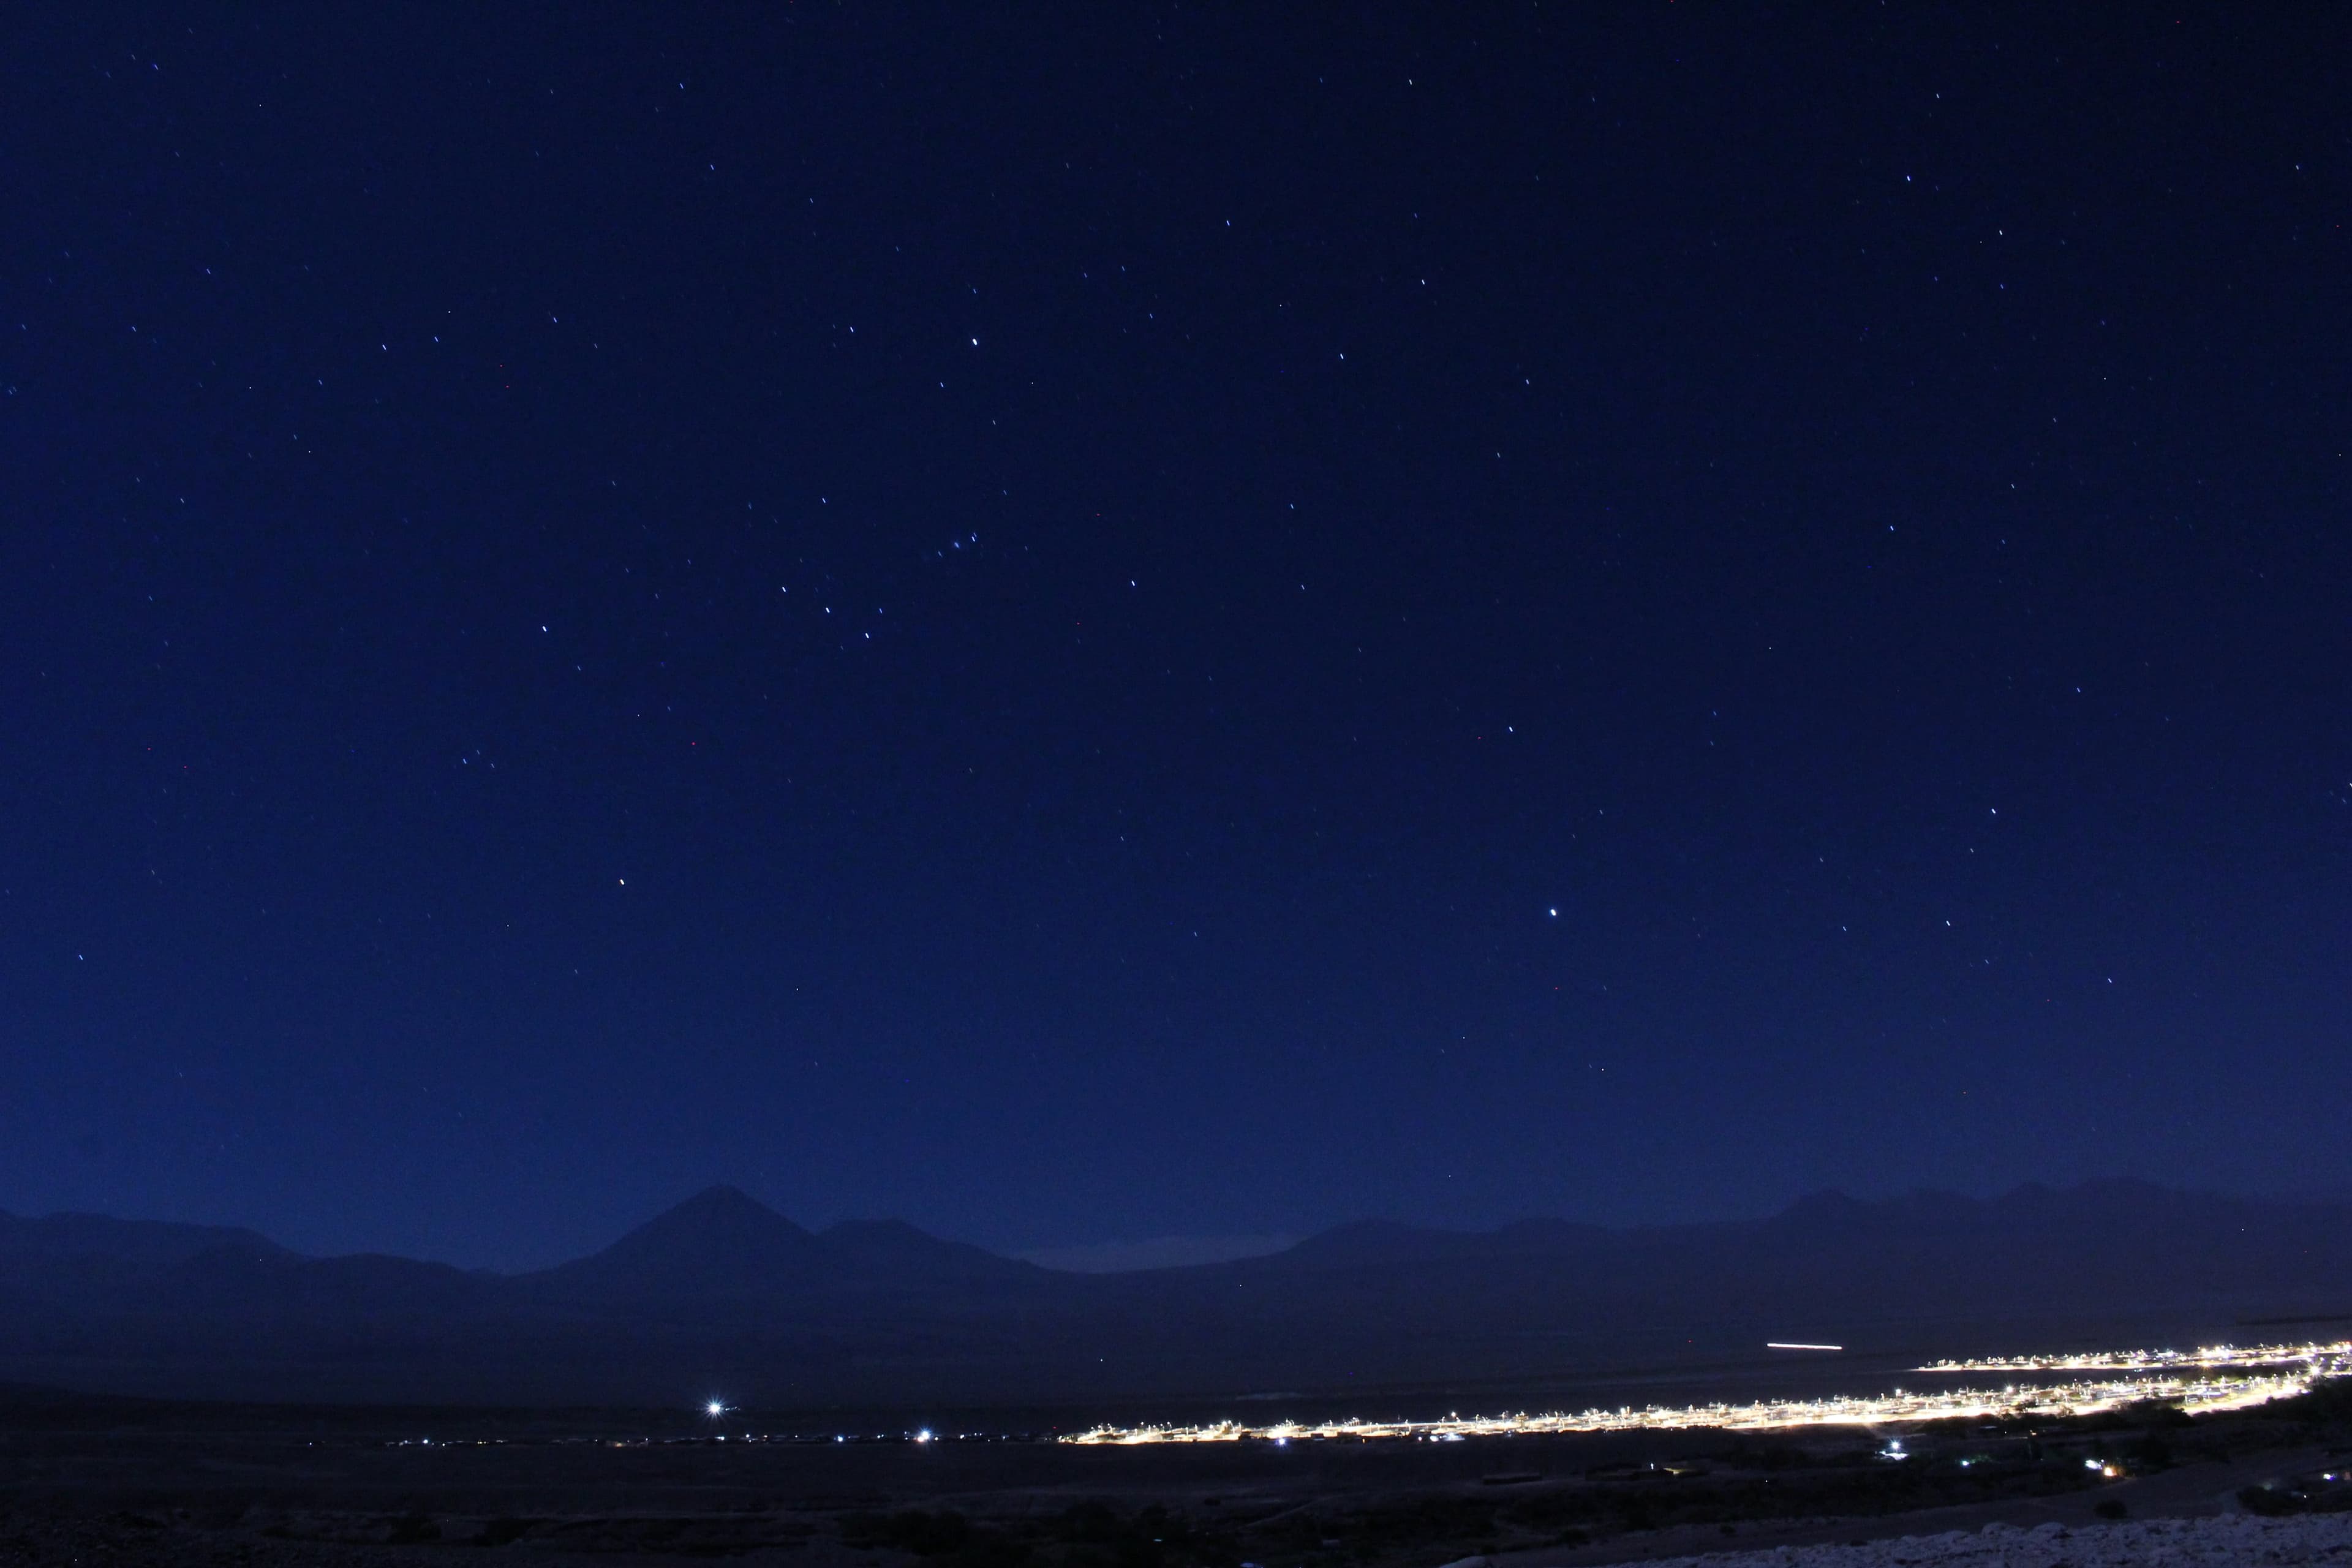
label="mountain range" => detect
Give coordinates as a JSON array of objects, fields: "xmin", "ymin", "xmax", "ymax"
[{"xmin": 3, "ymin": 1181, "xmax": 2347, "ymax": 1410}]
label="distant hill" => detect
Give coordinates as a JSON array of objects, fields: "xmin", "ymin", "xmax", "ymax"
[
  {"xmin": 2, "ymin": 1181, "xmax": 2347, "ymax": 1408},
  {"xmin": 0, "ymin": 1210, "xmax": 288, "ymax": 1294},
  {"xmin": 515, "ymin": 1186, "xmax": 1046, "ymax": 1319}
]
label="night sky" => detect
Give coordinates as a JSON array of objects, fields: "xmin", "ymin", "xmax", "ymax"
[{"xmin": 4, "ymin": 6, "xmax": 2348, "ymax": 1272}]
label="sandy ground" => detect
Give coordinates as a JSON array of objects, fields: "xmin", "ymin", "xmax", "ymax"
[
  {"xmin": 1497, "ymin": 1448, "xmax": 2336, "ymax": 1567},
  {"xmin": 1483, "ymin": 1513, "xmax": 2352, "ymax": 1568},
  {"xmin": 3, "ymin": 1389, "xmax": 2345, "ymax": 1567}
]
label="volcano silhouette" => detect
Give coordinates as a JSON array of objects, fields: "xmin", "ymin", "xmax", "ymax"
[
  {"xmin": 519, "ymin": 1186, "xmax": 1042, "ymax": 1310},
  {"xmin": 529, "ymin": 1185, "xmax": 831, "ymax": 1305},
  {"xmin": 6, "ymin": 1180, "xmax": 2352, "ymax": 1406}
]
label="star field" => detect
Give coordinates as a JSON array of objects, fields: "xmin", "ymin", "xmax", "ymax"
[{"xmin": 0, "ymin": 6, "xmax": 2346, "ymax": 1268}]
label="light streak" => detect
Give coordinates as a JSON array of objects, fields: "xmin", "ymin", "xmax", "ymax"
[
  {"xmin": 1768, "ymin": 1342, "xmax": 1845, "ymax": 1351},
  {"xmin": 1061, "ymin": 1339, "xmax": 2350, "ymax": 1446}
]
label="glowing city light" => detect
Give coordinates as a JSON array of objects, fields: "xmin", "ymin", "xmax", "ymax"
[
  {"xmin": 1061, "ymin": 1338, "xmax": 2351, "ymax": 1446},
  {"xmin": 1915, "ymin": 1339, "xmax": 2351, "ymax": 1375}
]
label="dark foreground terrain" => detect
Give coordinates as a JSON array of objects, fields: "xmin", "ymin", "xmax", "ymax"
[{"xmin": 4, "ymin": 1382, "xmax": 2348, "ymax": 1568}]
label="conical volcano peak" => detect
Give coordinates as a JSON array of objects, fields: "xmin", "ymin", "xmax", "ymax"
[
  {"xmin": 661, "ymin": 1184, "xmax": 795, "ymax": 1226},
  {"xmin": 532, "ymin": 1185, "xmax": 826, "ymax": 1302},
  {"xmin": 612, "ymin": 1185, "xmax": 815, "ymax": 1252}
]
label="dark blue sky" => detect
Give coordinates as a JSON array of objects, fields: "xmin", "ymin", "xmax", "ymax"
[{"xmin": 3, "ymin": 4, "xmax": 2347, "ymax": 1270}]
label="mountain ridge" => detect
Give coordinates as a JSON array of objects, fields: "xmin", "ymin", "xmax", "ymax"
[
  {"xmin": 5, "ymin": 1182, "xmax": 2346, "ymax": 1407},
  {"xmin": 10, "ymin": 1177, "xmax": 2350, "ymax": 1282}
]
